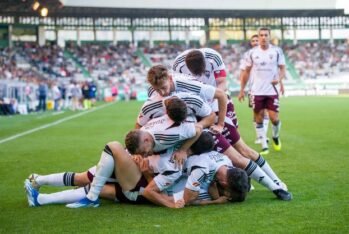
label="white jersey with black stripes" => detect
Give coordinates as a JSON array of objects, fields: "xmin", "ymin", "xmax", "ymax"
[
  {"xmin": 172, "ymin": 48, "xmax": 226, "ymax": 87},
  {"xmin": 137, "ymin": 91, "xmax": 212, "ymax": 127},
  {"xmin": 141, "ymin": 114, "xmax": 196, "ymax": 153}
]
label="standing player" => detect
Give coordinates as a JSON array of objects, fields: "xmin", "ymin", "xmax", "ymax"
[
  {"xmin": 238, "ymin": 27, "xmax": 285, "ymax": 155},
  {"xmin": 239, "ymin": 35, "xmax": 270, "ymax": 145},
  {"xmin": 172, "ymin": 48, "xmax": 239, "ymax": 127}
]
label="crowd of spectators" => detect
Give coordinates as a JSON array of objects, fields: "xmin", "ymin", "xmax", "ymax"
[
  {"xmin": 283, "ymin": 41, "xmax": 349, "ymax": 79},
  {"xmin": 1, "ymin": 40, "xmax": 349, "ymax": 115}
]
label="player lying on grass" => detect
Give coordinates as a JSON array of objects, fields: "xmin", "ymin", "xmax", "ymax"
[
  {"xmin": 25, "ymin": 133, "xmax": 249, "ymax": 208},
  {"xmin": 144, "ymin": 132, "xmax": 251, "ymax": 207},
  {"xmin": 145, "ymin": 65, "xmax": 292, "ymax": 201},
  {"xmin": 66, "ymin": 97, "xmax": 202, "ymax": 207}
]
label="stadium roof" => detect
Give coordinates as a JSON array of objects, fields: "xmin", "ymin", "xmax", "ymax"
[{"xmin": 0, "ymin": 0, "xmax": 347, "ymax": 18}]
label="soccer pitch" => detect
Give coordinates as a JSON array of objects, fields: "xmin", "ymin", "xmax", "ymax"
[{"xmin": 0, "ymin": 96, "xmax": 348, "ymax": 233}]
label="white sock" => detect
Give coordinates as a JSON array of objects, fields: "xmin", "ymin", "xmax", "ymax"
[
  {"xmin": 244, "ymin": 160, "xmax": 280, "ymax": 191},
  {"xmin": 253, "ymin": 121, "xmax": 258, "ymax": 139},
  {"xmin": 255, "ymin": 155, "xmax": 281, "ymax": 183},
  {"xmin": 256, "ymin": 123, "xmax": 268, "ymax": 149},
  {"xmin": 38, "ymin": 187, "xmax": 87, "ymax": 205},
  {"xmin": 272, "ymin": 120, "xmax": 281, "ymax": 138},
  {"xmin": 263, "ymin": 117, "xmax": 269, "ymax": 136},
  {"xmin": 86, "ymin": 147, "xmax": 115, "ymax": 201},
  {"xmin": 36, "ymin": 172, "xmax": 75, "ymax": 186}
]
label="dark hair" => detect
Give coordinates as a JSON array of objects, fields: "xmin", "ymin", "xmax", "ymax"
[
  {"xmin": 147, "ymin": 65, "xmax": 169, "ymax": 86},
  {"xmin": 226, "ymin": 168, "xmax": 250, "ymax": 202},
  {"xmin": 185, "ymin": 50, "xmax": 206, "ymax": 76},
  {"xmin": 190, "ymin": 131, "xmax": 214, "ymax": 155},
  {"xmin": 124, "ymin": 130, "xmax": 141, "ymax": 154},
  {"xmin": 165, "ymin": 97, "xmax": 187, "ymax": 123}
]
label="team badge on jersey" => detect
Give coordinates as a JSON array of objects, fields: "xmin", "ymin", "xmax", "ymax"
[
  {"xmin": 205, "ymin": 70, "xmax": 210, "ymax": 78},
  {"xmin": 269, "ymin": 54, "xmax": 273, "ymax": 60}
]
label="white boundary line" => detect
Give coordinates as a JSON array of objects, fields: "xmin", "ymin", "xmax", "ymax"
[{"xmin": 0, "ymin": 102, "xmax": 115, "ymax": 145}]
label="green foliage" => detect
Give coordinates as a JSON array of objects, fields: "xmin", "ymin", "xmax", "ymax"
[{"xmin": 0, "ymin": 97, "xmax": 348, "ymax": 233}]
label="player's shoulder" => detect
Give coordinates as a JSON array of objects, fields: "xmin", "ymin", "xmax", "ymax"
[
  {"xmin": 270, "ymin": 45, "xmax": 284, "ymax": 53},
  {"xmin": 186, "ymin": 154, "xmax": 209, "ymax": 169},
  {"xmin": 201, "ymin": 47, "xmax": 219, "ymax": 55}
]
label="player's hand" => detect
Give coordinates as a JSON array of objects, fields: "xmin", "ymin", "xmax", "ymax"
[
  {"xmin": 210, "ymin": 124, "xmax": 224, "ymax": 134},
  {"xmin": 132, "ymin": 155, "xmax": 151, "ymax": 174},
  {"xmin": 215, "ymin": 196, "xmax": 229, "ymax": 204},
  {"xmin": 172, "ymin": 150, "xmax": 187, "ymax": 169},
  {"xmin": 238, "ymin": 91, "xmax": 245, "ymax": 102},
  {"xmin": 174, "ymin": 199, "xmax": 185, "ymax": 208}
]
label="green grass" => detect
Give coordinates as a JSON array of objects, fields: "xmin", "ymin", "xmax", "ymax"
[{"xmin": 0, "ymin": 97, "xmax": 348, "ymax": 233}]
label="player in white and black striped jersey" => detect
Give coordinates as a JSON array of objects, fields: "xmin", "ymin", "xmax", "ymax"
[
  {"xmin": 171, "ymin": 46, "xmax": 289, "ymax": 193},
  {"xmin": 147, "ymin": 65, "xmax": 227, "ymax": 134},
  {"xmin": 146, "ymin": 65, "xmax": 292, "ymax": 201},
  {"xmin": 181, "ymin": 132, "xmax": 250, "ymax": 205},
  {"xmin": 172, "ymin": 48, "xmax": 227, "ymax": 90},
  {"xmin": 143, "ymin": 131, "xmax": 251, "ymax": 207},
  {"xmin": 63, "ymin": 98, "xmax": 202, "ymax": 207},
  {"xmin": 136, "ymin": 92, "xmax": 215, "ymax": 129}
]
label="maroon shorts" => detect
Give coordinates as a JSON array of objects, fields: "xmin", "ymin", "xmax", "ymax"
[
  {"xmin": 114, "ymin": 176, "xmax": 150, "ymax": 204},
  {"xmin": 209, "ymin": 129, "xmax": 240, "ymax": 153},
  {"xmin": 222, "ymin": 121, "xmax": 240, "ymax": 146},
  {"xmin": 226, "ymin": 95, "xmax": 239, "ymax": 128},
  {"xmin": 87, "ymin": 168, "xmax": 149, "ymax": 204},
  {"xmin": 252, "ymin": 95, "xmax": 279, "ymax": 113}
]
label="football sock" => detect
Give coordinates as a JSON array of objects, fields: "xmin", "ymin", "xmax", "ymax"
[
  {"xmin": 253, "ymin": 121, "xmax": 258, "ymax": 139},
  {"xmin": 86, "ymin": 145, "xmax": 115, "ymax": 201},
  {"xmin": 256, "ymin": 123, "xmax": 268, "ymax": 149},
  {"xmin": 36, "ymin": 172, "xmax": 75, "ymax": 186},
  {"xmin": 244, "ymin": 160, "xmax": 280, "ymax": 191},
  {"xmin": 38, "ymin": 187, "xmax": 86, "ymax": 205},
  {"xmin": 255, "ymin": 155, "xmax": 281, "ymax": 183},
  {"xmin": 263, "ymin": 116, "xmax": 269, "ymax": 135},
  {"xmin": 272, "ymin": 120, "xmax": 281, "ymax": 138}
]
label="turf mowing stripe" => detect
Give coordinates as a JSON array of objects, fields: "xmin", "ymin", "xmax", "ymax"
[{"xmin": 0, "ymin": 102, "xmax": 115, "ymax": 145}]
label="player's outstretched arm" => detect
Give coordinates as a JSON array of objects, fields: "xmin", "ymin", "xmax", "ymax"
[{"xmin": 142, "ymin": 180, "xmax": 182, "ymax": 208}]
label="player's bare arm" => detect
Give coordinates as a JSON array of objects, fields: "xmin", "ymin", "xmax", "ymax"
[
  {"xmin": 142, "ymin": 180, "xmax": 182, "ymax": 208},
  {"xmin": 215, "ymin": 76, "xmax": 227, "ymax": 91},
  {"xmin": 211, "ymin": 88, "xmax": 228, "ymax": 133},
  {"xmin": 173, "ymin": 125, "xmax": 203, "ymax": 167},
  {"xmin": 238, "ymin": 66, "xmax": 251, "ymax": 102}
]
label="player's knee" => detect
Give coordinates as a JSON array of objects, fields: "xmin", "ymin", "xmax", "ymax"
[
  {"xmin": 107, "ymin": 141, "xmax": 124, "ymax": 155},
  {"xmin": 74, "ymin": 172, "xmax": 90, "ymax": 187}
]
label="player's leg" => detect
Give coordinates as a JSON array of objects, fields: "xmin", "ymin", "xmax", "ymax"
[
  {"xmin": 28, "ymin": 171, "xmax": 91, "ymax": 190},
  {"xmin": 66, "ymin": 143, "xmax": 117, "ymax": 208},
  {"xmin": 233, "ymin": 138, "xmax": 286, "ymax": 189},
  {"xmin": 254, "ymin": 96, "xmax": 269, "ymax": 154},
  {"xmin": 24, "ymin": 179, "xmax": 88, "ymax": 207},
  {"xmin": 267, "ymin": 95, "xmax": 281, "ymax": 151},
  {"xmin": 108, "ymin": 141, "xmax": 142, "ymax": 191},
  {"xmin": 212, "ymin": 133, "xmax": 291, "ymax": 200},
  {"xmin": 263, "ymin": 109, "xmax": 270, "ymax": 136}
]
